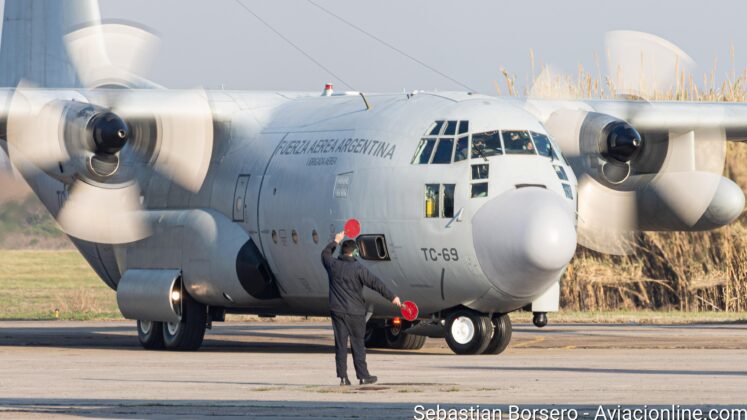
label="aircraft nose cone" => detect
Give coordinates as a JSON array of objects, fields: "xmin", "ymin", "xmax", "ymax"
[{"xmin": 472, "ymin": 187, "xmax": 577, "ymax": 298}]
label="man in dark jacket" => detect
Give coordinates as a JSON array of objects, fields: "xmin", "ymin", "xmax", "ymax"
[{"xmin": 321, "ymin": 231, "xmax": 401, "ymax": 386}]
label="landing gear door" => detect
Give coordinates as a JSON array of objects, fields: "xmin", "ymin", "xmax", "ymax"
[{"xmin": 233, "ymin": 174, "xmax": 250, "ymax": 222}]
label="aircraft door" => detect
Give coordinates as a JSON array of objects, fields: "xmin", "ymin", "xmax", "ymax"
[{"xmin": 233, "ymin": 174, "xmax": 250, "ymax": 222}]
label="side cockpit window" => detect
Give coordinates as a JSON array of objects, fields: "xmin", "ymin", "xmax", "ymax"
[{"xmin": 530, "ymin": 131, "xmax": 557, "ymax": 159}]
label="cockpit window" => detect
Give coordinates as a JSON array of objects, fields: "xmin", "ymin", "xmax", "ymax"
[
  {"xmin": 471, "ymin": 131, "xmax": 502, "ymax": 158},
  {"xmin": 443, "ymin": 121, "xmax": 457, "ymax": 136},
  {"xmin": 412, "ymin": 138, "xmax": 436, "ymax": 164},
  {"xmin": 503, "ymin": 131, "xmax": 535, "ymax": 154},
  {"xmin": 454, "ymin": 136, "xmax": 469, "ymax": 162},
  {"xmin": 458, "ymin": 121, "xmax": 469, "ymax": 134},
  {"xmin": 530, "ymin": 132, "xmax": 556, "ymax": 159},
  {"xmin": 429, "ymin": 121, "xmax": 444, "ymax": 136},
  {"xmin": 431, "ymin": 138, "xmax": 454, "ymax": 164}
]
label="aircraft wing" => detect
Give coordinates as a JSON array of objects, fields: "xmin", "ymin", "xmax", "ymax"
[{"xmin": 526, "ymin": 99, "xmax": 747, "ymax": 139}]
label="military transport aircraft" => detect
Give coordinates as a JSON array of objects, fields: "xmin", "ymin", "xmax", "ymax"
[{"xmin": 1, "ymin": 0, "xmax": 745, "ymax": 355}]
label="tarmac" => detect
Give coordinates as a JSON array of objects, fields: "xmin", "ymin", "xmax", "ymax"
[{"xmin": 0, "ymin": 320, "xmax": 746, "ymax": 418}]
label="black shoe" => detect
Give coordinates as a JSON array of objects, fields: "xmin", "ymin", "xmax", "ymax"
[
  {"xmin": 359, "ymin": 376, "xmax": 377, "ymax": 385},
  {"xmin": 340, "ymin": 377, "xmax": 351, "ymax": 386}
]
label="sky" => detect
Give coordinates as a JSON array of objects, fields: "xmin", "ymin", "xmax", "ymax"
[
  {"xmin": 0, "ymin": 0, "xmax": 744, "ymax": 94},
  {"xmin": 1, "ymin": 1, "xmax": 746, "ymax": 172},
  {"xmin": 90, "ymin": 0, "xmax": 747, "ymax": 95}
]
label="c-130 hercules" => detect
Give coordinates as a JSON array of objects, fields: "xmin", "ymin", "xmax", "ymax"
[{"xmin": 1, "ymin": 0, "xmax": 745, "ymax": 355}]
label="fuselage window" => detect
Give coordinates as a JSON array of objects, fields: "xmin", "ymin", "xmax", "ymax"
[
  {"xmin": 562, "ymin": 183, "xmax": 573, "ymax": 200},
  {"xmin": 553, "ymin": 165, "xmax": 568, "ymax": 181},
  {"xmin": 471, "ymin": 182, "xmax": 488, "ymax": 198},
  {"xmin": 425, "ymin": 184, "xmax": 440, "ymax": 217},
  {"xmin": 432, "ymin": 138, "xmax": 454, "ymax": 164},
  {"xmin": 471, "ymin": 131, "xmax": 502, "ymax": 158},
  {"xmin": 442, "ymin": 184, "xmax": 455, "ymax": 218},
  {"xmin": 454, "ymin": 136, "xmax": 469, "ymax": 162},
  {"xmin": 503, "ymin": 130, "xmax": 535, "ymax": 154},
  {"xmin": 530, "ymin": 132, "xmax": 556, "ymax": 159},
  {"xmin": 412, "ymin": 138, "xmax": 437, "ymax": 164},
  {"xmin": 472, "ymin": 164, "xmax": 489, "ymax": 180}
]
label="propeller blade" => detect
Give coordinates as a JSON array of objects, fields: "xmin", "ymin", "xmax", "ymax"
[
  {"xmin": 114, "ymin": 90, "xmax": 214, "ymax": 192},
  {"xmin": 57, "ymin": 180, "xmax": 151, "ymax": 244},
  {"xmin": 575, "ymin": 174, "xmax": 639, "ymax": 255},
  {"xmin": 605, "ymin": 31, "xmax": 695, "ymax": 99},
  {"xmin": 6, "ymin": 84, "xmax": 79, "ymax": 172},
  {"xmin": 64, "ymin": 23, "xmax": 160, "ymax": 88}
]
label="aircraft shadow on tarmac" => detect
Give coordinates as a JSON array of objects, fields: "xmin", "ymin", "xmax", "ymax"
[
  {"xmin": 0, "ymin": 398, "xmax": 419, "ymax": 419},
  {"xmin": 0, "ymin": 323, "xmax": 442, "ymax": 355},
  {"xmin": 445, "ymin": 365, "xmax": 747, "ymax": 377}
]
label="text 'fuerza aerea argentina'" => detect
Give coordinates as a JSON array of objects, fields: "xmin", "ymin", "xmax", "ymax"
[{"xmin": 276, "ymin": 138, "xmax": 397, "ymax": 160}]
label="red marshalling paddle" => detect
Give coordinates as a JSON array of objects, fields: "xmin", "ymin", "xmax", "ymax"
[
  {"xmin": 344, "ymin": 218, "xmax": 361, "ymax": 238},
  {"xmin": 400, "ymin": 300, "xmax": 419, "ymax": 321}
]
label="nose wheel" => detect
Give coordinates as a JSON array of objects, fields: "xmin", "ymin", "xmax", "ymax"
[
  {"xmin": 444, "ymin": 309, "xmax": 492, "ymax": 355},
  {"xmin": 482, "ymin": 313, "xmax": 512, "ymax": 355}
]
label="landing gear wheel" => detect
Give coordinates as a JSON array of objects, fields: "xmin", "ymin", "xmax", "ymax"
[
  {"xmin": 384, "ymin": 325, "xmax": 427, "ymax": 350},
  {"xmin": 445, "ymin": 310, "xmax": 492, "ymax": 355},
  {"xmin": 162, "ymin": 293, "xmax": 207, "ymax": 351},
  {"xmin": 482, "ymin": 314, "xmax": 512, "ymax": 355},
  {"xmin": 137, "ymin": 320, "xmax": 164, "ymax": 350},
  {"xmin": 364, "ymin": 323, "xmax": 385, "ymax": 348}
]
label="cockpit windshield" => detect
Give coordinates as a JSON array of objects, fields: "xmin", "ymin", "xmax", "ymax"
[{"xmin": 413, "ymin": 121, "xmax": 566, "ymax": 165}]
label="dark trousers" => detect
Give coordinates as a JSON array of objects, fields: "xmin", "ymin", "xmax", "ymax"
[{"xmin": 330, "ymin": 311, "xmax": 370, "ymax": 379}]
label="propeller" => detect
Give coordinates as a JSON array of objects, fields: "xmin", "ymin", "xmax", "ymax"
[
  {"xmin": 540, "ymin": 31, "xmax": 737, "ymax": 255},
  {"xmin": 604, "ymin": 30, "xmax": 695, "ymax": 99},
  {"xmin": 6, "ymin": 23, "xmax": 213, "ymax": 245}
]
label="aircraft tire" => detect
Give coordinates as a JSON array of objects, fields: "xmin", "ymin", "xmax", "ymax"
[
  {"xmin": 364, "ymin": 323, "xmax": 386, "ymax": 348},
  {"xmin": 137, "ymin": 320, "xmax": 164, "ymax": 350},
  {"xmin": 162, "ymin": 293, "xmax": 207, "ymax": 351},
  {"xmin": 482, "ymin": 313, "xmax": 512, "ymax": 355},
  {"xmin": 384, "ymin": 325, "xmax": 427, "ymax": 350},
  {"xmin": 445, "ymin": 310, "xmax": 492, "ymax": 355}
]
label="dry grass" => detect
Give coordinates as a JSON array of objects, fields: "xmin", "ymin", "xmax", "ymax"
[
  {"xmin": 497, "ymin": 53, "xmax": 747, "ymax": 313},
  {"xmin": 0, "ymin": 250, "xmax": 119, "ymax": 319}
]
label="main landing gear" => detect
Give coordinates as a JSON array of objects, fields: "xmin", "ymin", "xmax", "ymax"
[
  {"xmin": 136, "ymin": 292, "xmax": 207, "ymax": 351},
  {"xmin": 365, "ymin": 321, "xmax": 427, "ymax": 350},
  {"xmin": 445, "ymin": 309, "xmax": 512, "ymax": 355}
]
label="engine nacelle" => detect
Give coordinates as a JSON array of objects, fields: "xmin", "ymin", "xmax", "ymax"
[
  {"xmin": 117, "ymin": 209, "xmax": 280, "ymax": 307},
  {"xmin": 544, "ymin": 109, "xmax": 744, "ymax": 254}
]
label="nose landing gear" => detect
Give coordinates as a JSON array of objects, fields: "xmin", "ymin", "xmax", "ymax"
[
  {"xmin": 444, "ymin": 310, "xmax": 513, "ymax": 355},
  {"xmin": 532, "ymin": 312, "xmax": 548, "ymax": 328}
]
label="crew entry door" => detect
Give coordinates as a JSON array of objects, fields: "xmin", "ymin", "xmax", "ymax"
[{"xmin": 233, "ymin": 174, "xmax": 251, "ymax": 222}]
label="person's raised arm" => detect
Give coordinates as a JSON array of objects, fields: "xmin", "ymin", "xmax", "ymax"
[
  {"xmin": 321, "ymin": 231, "xmax": 345, "ymax": 269},
  {"xmin": 359, "ymin": 266, "xmax": 401, "ymax": 307}
]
